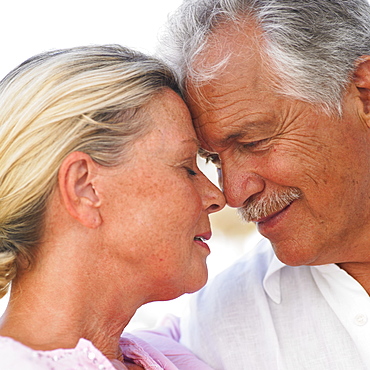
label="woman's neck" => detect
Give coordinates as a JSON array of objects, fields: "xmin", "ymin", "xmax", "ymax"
[{"xmin": 0, "ymin": 254, "xmax": 143, "ymax": 361}]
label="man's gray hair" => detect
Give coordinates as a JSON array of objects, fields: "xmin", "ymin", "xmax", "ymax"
[{"xmin": 158, "ymin": 0, "xmax": 370, "ymax": 114}]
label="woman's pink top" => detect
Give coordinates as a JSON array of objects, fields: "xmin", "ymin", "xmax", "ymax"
[{"xmin": 0, "ymin": 333, "xmax": 179, "ymax": 369}]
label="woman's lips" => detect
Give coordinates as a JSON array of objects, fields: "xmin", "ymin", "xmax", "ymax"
[{"xmin": 194, "ymin": 231, "xmax": 212, "ymax": 251}]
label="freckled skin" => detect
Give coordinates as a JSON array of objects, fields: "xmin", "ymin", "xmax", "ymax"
[
  {"xmin": 187, "ymin": 25, "xmax": 370, "ymax": 273},
  {"xmin": 95, "ymin": 89, "xmax": 225, "ymax": 301}
]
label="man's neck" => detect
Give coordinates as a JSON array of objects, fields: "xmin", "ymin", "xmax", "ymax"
[{"xmin": 337, "ymin": 262, "xmax": 370, "ymax": 295}]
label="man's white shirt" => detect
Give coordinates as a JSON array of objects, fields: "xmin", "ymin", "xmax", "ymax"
[{"xmin": 180, "ymin": 238, "xmax": 370, "ymax": 369}]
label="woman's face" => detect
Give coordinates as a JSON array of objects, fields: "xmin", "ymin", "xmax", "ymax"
[{"xmin": 97, "ymin": 89, "xmax": 225, "ymax": 301}]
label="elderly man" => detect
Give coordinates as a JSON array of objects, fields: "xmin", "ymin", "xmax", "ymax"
[{"xmin": 136, "ymin": 0, "xmax": 370, "ymax": 368}]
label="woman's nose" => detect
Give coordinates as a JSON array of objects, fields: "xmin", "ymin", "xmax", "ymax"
[{"xmin": 202, "ymin": 176, "xmax": 226, "ymax": 214}]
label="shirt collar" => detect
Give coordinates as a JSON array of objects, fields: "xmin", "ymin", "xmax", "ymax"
[{"xmin": 263, "ymin": 252, "xmax": 286, "ymax": 304}]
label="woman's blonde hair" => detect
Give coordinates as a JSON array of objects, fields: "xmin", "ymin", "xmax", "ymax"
[{"xmin": 0, "ymin": 44, "xmax": 179, "ymax": 298}]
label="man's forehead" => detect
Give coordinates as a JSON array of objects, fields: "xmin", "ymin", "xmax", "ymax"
[
  {"xmin": 186, "ymin": 18, "xmax": 265, "ymax": 79},
  {"xmin": 185, "ymin": 34, "xmax": 270, "ymax": 112},
  {"xmin": 186, "ymin": 69, "xmax": 274, "ymax": 131}
]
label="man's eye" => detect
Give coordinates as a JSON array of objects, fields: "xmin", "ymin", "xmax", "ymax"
[{"xmin": 242, "ymin": 138, "xmax": 270, "ymax": 150}]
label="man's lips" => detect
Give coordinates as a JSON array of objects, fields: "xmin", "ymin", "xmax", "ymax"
[{"xmin": 252, "ymin": 204, "xmax": 291, "ymax": 224}]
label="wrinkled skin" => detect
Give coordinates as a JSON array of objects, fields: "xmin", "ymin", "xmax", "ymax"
[{"xmin": 187, "ymin": 24, "xmax": 370, "ymax": 285}]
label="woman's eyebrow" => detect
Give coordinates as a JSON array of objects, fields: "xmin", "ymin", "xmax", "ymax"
[{"xmin": 181, "ymin": 137, "xmax": 201, "ymax": 148}]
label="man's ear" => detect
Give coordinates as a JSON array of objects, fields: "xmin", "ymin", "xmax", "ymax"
[
  {"xmin": 353, "ymin": 56, "xmax": 370, "ymax": 121},
  {"xmin": 58, "ymin": 151, "xmax": 102, "ymax": 229}
]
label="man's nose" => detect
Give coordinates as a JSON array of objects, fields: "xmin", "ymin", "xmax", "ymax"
[{"xmin": 220, "ymin": 161, "xmax": 265, "ymax": 208}]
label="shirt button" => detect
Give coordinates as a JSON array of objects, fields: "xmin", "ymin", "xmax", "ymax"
[
  {"xmin": 354, "ymin": 314, "xmax": 368, "ymax": 326},
  {"xmin": 87, "ymin": 351, "xmax": 96, "ymax": 360}
]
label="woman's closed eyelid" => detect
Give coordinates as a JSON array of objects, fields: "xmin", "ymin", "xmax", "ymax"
[{"xmin": 186, "ymin": 167, "xmax": 198, "ymax": 176}]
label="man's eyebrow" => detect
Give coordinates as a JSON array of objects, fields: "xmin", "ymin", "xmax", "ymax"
[{"xmin": 222, "ymin": 132, "xmax": 243, "ymax": 145}]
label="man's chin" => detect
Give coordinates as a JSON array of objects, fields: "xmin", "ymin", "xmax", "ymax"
[{"xmin": 270, "ymin": 239, "xmax": 320, "ymax": 267}]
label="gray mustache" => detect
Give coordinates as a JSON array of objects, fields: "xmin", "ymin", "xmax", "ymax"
[{"xmin": 238, "ymin": 187, "xmax": 302, "ymax": 222}]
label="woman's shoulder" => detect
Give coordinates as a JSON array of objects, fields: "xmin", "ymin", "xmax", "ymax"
[
  {"xmin": 0, "ymin": 336, "xmax": 53, "ymax": 369},
  {"xmin": 0, "ymin": 336, "xmax": 115, "ymax": 370}
]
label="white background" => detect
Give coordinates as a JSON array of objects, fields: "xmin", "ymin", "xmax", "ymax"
[
  {"xmin": 0, "ymin": 0, "xmax": 258, "ymax": 328},
  {"xmin": 0, "ymin": 0, "xmax": 182, "ymax": 79}
]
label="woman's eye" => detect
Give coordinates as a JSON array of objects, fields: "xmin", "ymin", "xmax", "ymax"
[{"xmin": 186, "ymin": 167, "xmax": 197, "ymax": 176}]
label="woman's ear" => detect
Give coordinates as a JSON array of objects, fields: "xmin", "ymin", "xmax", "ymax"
[
  {"xmin": 58, "ymin": 151, "xmax": 102, "ymax": 228},
  {"xmin": 353, "ymin": 56, "xmax": 370, "ymax": 121}
]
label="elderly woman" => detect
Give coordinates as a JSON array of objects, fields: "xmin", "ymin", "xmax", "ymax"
[{"xmin": 0, "ymin": 45, "xmax": 225, "ymax": 369}]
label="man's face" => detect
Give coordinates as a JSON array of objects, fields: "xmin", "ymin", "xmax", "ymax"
[{"xmin": 187, "ymin": 27, "xmax": 370, "ymax": 266}]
